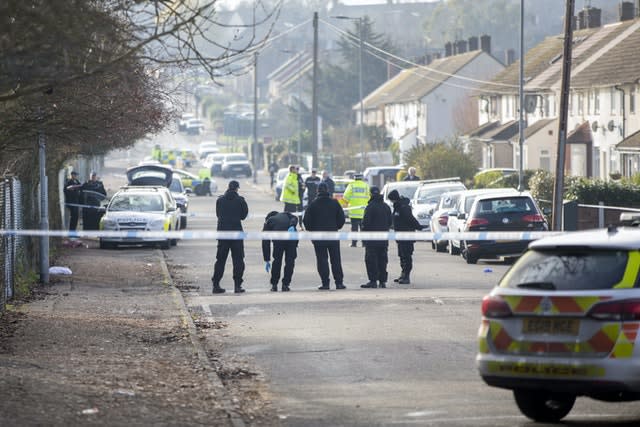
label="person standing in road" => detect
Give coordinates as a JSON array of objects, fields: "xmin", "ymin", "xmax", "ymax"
[
  {"xmin": 80, "ymin": 171, "xmax": 107, "ymax": 230},
  {"xmin": 64, "ymin": 171, "xmax": 82, "ymax": 231},
  {"xmin": 404, "ymin": 167, "xmax": 421, "ymax": 181},
  {"xmin": 303, "ymin": 182, "xmax": 346, "ymax": 290},
  {"xmin": 388, "ymin": 189, "xmax": 423, "ymax": 285},
  {"xmin": 295, "ymin": 166, "xmax": 305, "ymax": 212},
  {"xmin": 262, "ymin": 211, "xmax": 298, "ymax": 292},
  {"xmin": 269, "ymin": 161, "xmax": 278, "ymax": 188},
  {"xmin": 321, "ymin": 170, "xmax": 335, "ymax": 198},
  {"xmin": 304, "ymin": 169, "xmax": 321, "ymax": 203},
  {"xmin": 342, "ymin": 174, "xmax": 370, "ymax": 247},
  {"xmin": 280, "ymin": 165, "xmax": 299, "ymax": 213},
  {"xmin": 360, "ymin": 186, "xmax": 392, "ymax": 289},
  {"xmin": 211, "ymin": 180, "xmax": 248, "ymax": 294}
]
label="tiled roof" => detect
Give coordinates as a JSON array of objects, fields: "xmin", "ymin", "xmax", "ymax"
[
  {"xmin": 361, "ymin": 50, "xmax": 484, "ymax": 108},
  {"xmin": 616, "ymin": 129, "xmax": 640, "ymax": 150},
  {"xmin": 483, "ymin": 120, "xmax": 519, "ymax": 140},
  {"xmin": 567, "ymin": 121, "xmax": 592, "ymax": 144},
  {"xmin": 524, "ymin": 118, "xmax": 556, "ymax": 138},
  {"xmin": 465, "ymin": 120, "xmax": 499, "ymax": 138}
]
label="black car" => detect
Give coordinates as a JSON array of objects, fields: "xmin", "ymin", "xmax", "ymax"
[{"xmin": 461, "ymin": 192, "xmax": 548, "ymax": 264}]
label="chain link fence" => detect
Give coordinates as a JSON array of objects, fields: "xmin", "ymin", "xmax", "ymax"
[{"xmin": 1, "ymin": 176, "xmax": 23, "ymax": 313}]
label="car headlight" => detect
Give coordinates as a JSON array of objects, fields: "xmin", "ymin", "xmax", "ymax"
[
  {"xmin": 149, "ymin": 218, "xmax": 167, "ymax": 230},
  {"xmin": 100, "ymin": 218, "xmax": 117, "ymax": 230}
]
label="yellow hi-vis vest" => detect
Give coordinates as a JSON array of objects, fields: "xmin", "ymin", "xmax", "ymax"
[
  {"xmin": 342, "ymin": 180, "xmax": 370, "ymax": 219},
  {"xmin": 280, "ymin": 172, "xmax": 300, "ymax": 205}
]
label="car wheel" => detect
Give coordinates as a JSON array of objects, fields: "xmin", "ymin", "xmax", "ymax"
[
  {"xmin": 436, "ymin": 241, "xmax": 447, "ymax": 253},
  {"xmin": 171, "ymin": 238, "xmax": 177, "ymax": 246},
  {"xmin": 513, "ymin": 390, "xmax": 575, "ymax": 423},
  {"xmin": 160, "ymin": 239, "xmax": 170, "ymax": 250},
  {"xmin": 180, "ymin": 216, "xmax": 187, "ymax": 230},
  {"xmin": 448, "ymin": 240, "xmax": 460, "ymax": 256},
  {"xmin": 462, "ymin": 243, "xmax": 478, "ymax": 264},
  {"xmin": 99, "ymin": 239, "xmax": 112, "ymax": 249}
]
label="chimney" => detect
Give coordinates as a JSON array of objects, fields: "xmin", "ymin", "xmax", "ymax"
[
  {"xmin": 480, "ymin": 35, "xmax": 491, "ymax": 54},
  {"xmin": 444, "ymin": 42, "xmax": 453, "ymax": 57},
  {"xmin": 620, "ymin": 1, "xmax": 635, "ymax": 20},
  {"xmin": 579, "ymin": 7, "xmax": 602, "ymax": 29},
  {"xmin": 455, "ymin": 40, "xmax": 468, "ymax": 54},
  {"xmin": 468, "ymin": 36, "xmax": 479, "ymax": 51},
  {"xmin": 505, "ymin": 48, "xmax": 516, "ymax": 66}
]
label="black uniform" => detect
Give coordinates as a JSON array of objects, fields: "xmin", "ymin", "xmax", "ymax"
[
  {"xmin": 321, "ymin": 177, "xmax": 335, "ymax": 198},
  {"xmin": 391, "ymin": 195, "xmax": 423, "ymax": 283},
  {"xmin": 296, "ymin": 172, "xmax": 305, "ymax": 211},
  {"xmin": 80, "ymin": 179, "xmax": 107, "ymax": 230},
  {"xmin": 64, "ymin": 177, "xmax": 81, "ymax": 231},
  {"xmin": 362, "ymin": 193, "xmax": 392, "ymax": 286},
  {"xmin": 212, "ymin": 188, "xmax": 248, "ymax": 292},
  {"xmin": 403, "ymin": 174, "xmax": 421, "ymax": 181},
  {"xmin": 262, "ymin": 212, "xmax": 298, "ymax": 291},
  {"xmin": 305, "ymin": 174, "xmax": 321, "ymax": 203},
  {"xmin": 303, "ymin": 189, "xmax": 346, "ymax": 289}
]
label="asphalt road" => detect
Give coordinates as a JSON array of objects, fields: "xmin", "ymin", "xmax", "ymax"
[{"xmin": 114, "ymin": 132, "xmax": 640, "ymax": 427}]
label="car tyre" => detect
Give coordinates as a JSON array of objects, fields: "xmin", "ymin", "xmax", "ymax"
[
  {"xmin": 99, "ymin": 239, "xmax": 112, "ymax": 250},
  {"xmin": 513, "ymin": 390, "xmax": 575, "ymax": 423},
  {"xmin": 448, "ymin": 240, "xmax": 460, "ymax": 255},
  {"xmin": 161, "ymin": 239, "xmax": 171, "ymax": 250},
  {"xmin": 436, "ymin": 241, "xmax": 447, "ymax": 253},
  {"xmin": 180, "ymin": 216, "xmax": 187, "ymax": 230}
]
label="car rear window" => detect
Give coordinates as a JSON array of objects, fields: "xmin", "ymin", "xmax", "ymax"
[
  {"xmin": 499, "ymin": 249, "xmax": 630, "ymax": 290},
  {"xmin": 474, "ymin": 196, "xmax": 535, "ymax": 215},
  {"xmin": 225, "ymin": 154, "xmax": 247, "ymax": 162}
]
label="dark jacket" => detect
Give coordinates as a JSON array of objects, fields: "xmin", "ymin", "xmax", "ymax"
[
  {"xmin": 303, "ymin": 191, "xmax": 345, "ymax": 234},
  {"xmin": 362, "ymin": 194, "xmax": 392, "ymax": 246},
  {"xmin": 305, "ymin": 175, "xmax": 321, "ymax": 202},
  {"xmin": 297, "ymin": 173, "xmax": 305, "ymax": 204},
  {"xmin": 216, "ymin": 190, "xmax": 248, "ymax": 231},
  {"xmin": 403, "ymin": 175, "xmax": 421, "ymax": 181},
  {"xmin": 64, "ymin": 178, "xmax": 81, "ymax": 204},
  {"xmin": 81, "ymin": 180, "xmax": 107, "ymax": 206},
  {"xmin": 262, "ymin": 212, "xmax": 298, "ymax": 261},
  {"xmin": 321, "ymin": 177, "xmax": 335, "ymax": 198},
  {"xmin": 392, "ymin": 196, "xmax": 422, "ymax": 232}
]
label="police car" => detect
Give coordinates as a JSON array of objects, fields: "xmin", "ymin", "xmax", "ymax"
[{"xmin": 477, "ymin": 226, "xmax": 640, "ymax": 422}]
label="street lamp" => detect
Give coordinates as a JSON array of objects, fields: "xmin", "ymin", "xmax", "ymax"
[{"xmin": 333, "ymin": 15, "xmax": 365, "ymax": 172}]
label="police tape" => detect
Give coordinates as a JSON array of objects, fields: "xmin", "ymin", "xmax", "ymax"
[{"xmin": 0, "ymin": 229, "xmax": 565, "ymax": 241}]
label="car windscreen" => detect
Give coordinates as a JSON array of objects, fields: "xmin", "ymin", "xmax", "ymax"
[
  {"xmin": 417, "ymin": 184, "xmax": 465, "ymax": 204},
  {"xmin": 109, "ymin": 194, "xmax": 164, "ymax": 212},
  {"xmin": 389, "ymin": 184, "xmax": 420, "ymax": 199},
  {"xmin": 499, "ymin": 249, "xmax": 629, "ymax": 290},
  {"xmin": 169, "ymin": 179, "xmax": 182, "ymax": 193},
  {"xmin": 225, "ymin": 154, "xmax": 247, "ymax": 162}
]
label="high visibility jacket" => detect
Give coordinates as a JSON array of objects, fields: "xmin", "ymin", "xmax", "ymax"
[
  {"xmin": 280, "ymin": 172, "xmax": 300, "ymax": 205},
  {"xmin": 342, "ymin": 180, "xmax": 370, "ymax": 219},
  {"xmin": 151, "ymin": 147, "xmax": 162, "ymax": 161}
]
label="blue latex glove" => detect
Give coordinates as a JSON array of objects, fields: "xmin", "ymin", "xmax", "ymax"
[
  {"xmin": 265, "ymin": 261, "xmax": 271, "ymax": 273},
  {"xmin": 288, "ymin": 226, "xmax": 295, "ymax": 232}
]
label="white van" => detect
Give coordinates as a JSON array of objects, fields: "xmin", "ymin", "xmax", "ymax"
[{"xmin": 362, "ymin": 166, "xmax": 404, "ymax": 187}]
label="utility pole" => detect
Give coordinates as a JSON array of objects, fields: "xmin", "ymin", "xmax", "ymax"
[
  {"xmin": 517, "ymin": 0, "xmax": 525, "ymax": 192},
  {"xmin": 552, "ymin": 0, "xmax": 576, "ymax": 231},
  {"xmin": 311, "ymin": 12, "xmax": 319, "ymax": 169},
  {"xmin": 253, "ymin": 52, "xmax": 259, "ymax": 183},
  {"xmin": 38, "ymin": 124, "xmax": 49, "ymax": 284},
  {"xmin": 358, "ymin": 18, "xmax": 364, "ymax": 173}
]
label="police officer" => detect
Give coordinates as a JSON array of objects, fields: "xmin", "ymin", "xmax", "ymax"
[
  {"xmin": 320, "ymin": 170, "xmax": 335, "ymax": 198},
  {"xmin": 303, "ymin": 182, "xmax": 346, "ymax": 290},
  {"xmin": 305, "ymin": 169, "xmax": 321, "ymax": 203},
  {"xmin": 280, "ymin": 165, "xmax": 299, "ymax": 213},
  {"xmin": 80, "ymin": 171, "xmax": 107, "ymax": 230},
  {"xmin": 262, "ymin": 211, "xmax": 298, "ymax": 292},
  {"xmin": 64, "ymin": 171, "xmax": 82, "ymax": 231},
  {"xmin": 387, "ymin": 189, "xmax": 424, "ymax": 285},
  {"xmin": 342, "ymin": 173, "xmax": 370, "ymax": 247},
  {"xmin": 360, "ymin": 186, "xmax": 392, "ymax": 288},
  {"xmin": 211, "ymin": 180, "xmax": 248, "ymax": 294}
]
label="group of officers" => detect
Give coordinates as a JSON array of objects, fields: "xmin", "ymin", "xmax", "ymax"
[{"xmin": 210, "ymin": 165, "xmax": 424, "ymax": 294}]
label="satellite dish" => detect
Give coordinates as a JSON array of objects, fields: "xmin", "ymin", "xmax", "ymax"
[
  {"xmin": 591, "ymin": 121, "xmax": 599, "ymax": 132},
  {"xmin": 524, "ymin": 95, "xmax": 538, "ymax": 114},
  {"xmin": 607, "ymin": 120, "xmax": 616, "ymax": 132}
]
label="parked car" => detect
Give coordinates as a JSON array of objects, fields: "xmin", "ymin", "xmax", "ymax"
[
  {"xmin": 203, "ymin": 153, "xmax": 226, "ymax": 176},
  {"xmin": 332, "ymin": 177, "xmax": 353, "ymax": 202},
  {"xmin": 477, "ymin": 226, "xmax": 640, "ymax": 422},
  {"xmin": 178, "ymin": 113, "xmax": 195, "ymax": 132},
  {"xmin": 447, "ymin": 188, "xmax": 518, "ymax": 256},
  {"xmin": 173, "ymin": 168, "xmax": 218, "ymax": 195},
  {"xmin": 99, "ymin": 186, "xmax": 180, "ymax": 250},
  {"xmin": 363, "ymin": 165, "xmax": 403, "ymax": 187},
  {"xmin": 410, "ymin": 180, "xmax": 467, "ymax": 230},
  {"xmin": 429, "ymin": 190, "xmax": 464, "ymax": 252},
  {"xmin": 221, "ymin": 153, "xmax": 252, "ymax": 178},
  {"xmin": 197, "ymin": 141, "xmax": 219, "ymax": 159},
  {"xmin": 460, "ymin": 191, "xmax": 548, "ymax": 264},
  {"xmin": 381, "ymin": 181, "xmax": 424, "ymax": 210},
  {"xmin": 274, "ymin": 168, "xmax": 289, "ymax": 201},
  {"xmin": 169, "ymin": 174, "xmax": 190, "ymax": 229}
]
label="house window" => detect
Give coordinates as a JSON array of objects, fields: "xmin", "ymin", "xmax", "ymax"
[
  {"xmin": 610, "ymin": 88, "xmax": 617, "ymax": 115},
  {"xmin": 594, "ymin": 88, "xmax": 600, "ymax": 115},
  {"xmin": 631, "ymin": 85, "xmax": 637, "ymax": 114},
  {"xmin": 540, "ymin": 149, "xmax": 551, "ymax": 171},
  {"xmin": 578, "ymin": 92, "xmax": 584, "ymax": 116}
]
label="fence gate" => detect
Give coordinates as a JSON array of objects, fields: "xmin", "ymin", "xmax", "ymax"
[{"xmin": 1, "ymin": 176, "xmax": 22, "ymax": 312}]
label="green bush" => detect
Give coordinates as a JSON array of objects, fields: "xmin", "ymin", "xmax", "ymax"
[{"xmin": 565, "ymin": 178, "xmax": 640, "ymax": 206}]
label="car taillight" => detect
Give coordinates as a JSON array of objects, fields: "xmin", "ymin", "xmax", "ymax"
[
  {"xmin": 522, "ymin": 214, "xmax": 545, "ymax": 222},
  {"xmin": 587, "ymin": 299, "xmax": 640, "ymax": 321},
  {"xmin": 467, "ymin": 217, "xmax": 489, "ymax": 228},
  {"xmin": 481, "ymin": 295, "xmax": 512, "ymax": 318},
  {"xmin": 438, "ymin": 215, "xmax": 448, "ymax": 226}
]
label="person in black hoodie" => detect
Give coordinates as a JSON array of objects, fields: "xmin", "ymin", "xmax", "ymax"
[
  {"xmin": 387, "ymin": 189, "xmax": 423, "ymax": 285},
  {"xmin": 262, "ymin": 211, "xmax": 298, "ymax": 292},
  {"xmin": 211, "ymin": 180, "xmax": 249, "ymax": 294},
  {"xmin": 360, "ymin": 186, "xmax": 392, "ymax": 288},
  {"xmin": 303, "ymin": 182, "xmax": 346, "ymax": 290}
]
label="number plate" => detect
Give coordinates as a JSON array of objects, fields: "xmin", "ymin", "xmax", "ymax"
[{"xmin": 522, "ymin": 318, "xmax": 580, "ymax": 335}]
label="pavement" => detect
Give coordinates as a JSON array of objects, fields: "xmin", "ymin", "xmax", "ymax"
[{"xmin": 0, "ymin": 242, "xmax": 263, "ymax": 426}]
